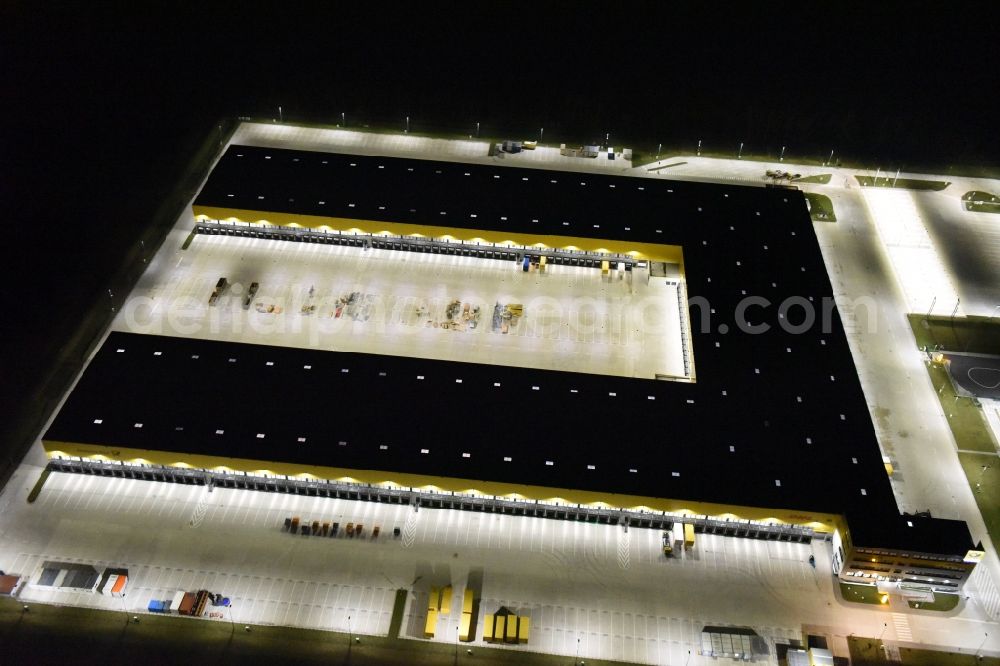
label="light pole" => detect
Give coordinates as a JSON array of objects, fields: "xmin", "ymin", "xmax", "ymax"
[
  {"xmin": 657, "ymin": 142, "xmax": 662, "ymax": 159},
  {"xmin": 476, "ymin": 121, "xmax": 480, "ymax": 138},
  {"xmin": 341, "ymin": 111, "xmax": 345, "ymax": 126},
  {"xmin": 976, "ymin": 632, "xmax": 989, "ymax": 659},
  {"xmin": 877, "ymin": 621, "xmax": 888, "ymax": 642},
  {"xmin": 779, "ymin": 145, "xmax": 786, "ymax": 162},
  {"xmin": 405, "ymin": 116, "xmax": 410, "ymax": 133},
  {"xmin": 539, "ymin": 127, "xmax": 544, "ymax": 143},
  {"xmin": 278, "ymin": 106, "xmax": 283, "ymax": 123},
  {"xmin": 576, "ymin": 637, "xmax": 581, "ymax": 664},
  {"xmin": 826, "ymin": 149, "xmax": 834, "ymax": 166},
  {"xmin": 697, "ymin": 139, "xmax": 702, "ymax": 156},
  {"xmin": 738, "ymin": 142, "xmax": 743, "ymax": 159},
  {"xmin": 892, "ymin": 168, "xmax": 900, "ymax": 187}
]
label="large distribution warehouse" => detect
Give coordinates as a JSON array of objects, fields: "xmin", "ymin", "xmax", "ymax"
[{"xmin": 43, "ymin": 144, "xmax": 982, "ymax": 593}]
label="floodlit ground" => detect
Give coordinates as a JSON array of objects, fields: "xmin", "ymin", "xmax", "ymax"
[
  {"xmin": 2, "ymin": 467, "xmax": 997, "ymax": 665},
  {"xmin": 858, "ymin": 188, "xmax": 964, "ymax": 317},
  {"xmin": 112, "ymin": 234, "xmax": 688, "ymax": 380},
  {"xmin": 232, "ymin": 123, "xmax": 634, "ymax": 174}
]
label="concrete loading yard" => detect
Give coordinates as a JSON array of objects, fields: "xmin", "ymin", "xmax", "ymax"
[{"xmin": 121, "ymin": 232, "xmax": 687, "ymax": 380}]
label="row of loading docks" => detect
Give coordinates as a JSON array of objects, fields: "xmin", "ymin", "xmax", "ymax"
[
  {"xmin": 44, "ymin": 459, "xmax": 814, "ymax": 543},
  {"xmin": 193, "ymin": 222, "xmax": 636, "ymax": 269}
]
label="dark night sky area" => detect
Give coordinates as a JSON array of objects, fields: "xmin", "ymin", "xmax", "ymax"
[{"xmin": 1, "ymin": 2, "xmax": 997, "ymax": 463}]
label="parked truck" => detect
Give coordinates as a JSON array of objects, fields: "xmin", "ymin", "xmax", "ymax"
[
  {"xmin": 243, "ymin": 281, "xmax": 259, "ymax": 309},
  {"xmin": 662, "ymin": 531, "xmax": 674, "ymax": 556},
  {"xmin": 209, "ymin": 277, "xmax": 228, "ymax": 306},
  {"xmin": 671, "ymin": 523, "xmax": 685, "ymax": 551},
  {"xmin": 178, "ymin": 591, "xmax": 197, "ymax": 615},
  {"xmin": 684, "ymin": 523, "xmax": 696, "ymax": 550},
  {"xmin": 110, "ymin": 575, "xmax": 128, "ymax": 598}
]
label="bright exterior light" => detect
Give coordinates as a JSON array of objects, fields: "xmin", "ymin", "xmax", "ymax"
[{"xmin": 861, "ymin": 189, "xmax": 962, "ymax": 316}]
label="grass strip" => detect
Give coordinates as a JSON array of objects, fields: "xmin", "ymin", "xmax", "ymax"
[
  {"xmin": 26, "ymin": 468, "xmax": 50, "ymax": 503},
  {"xmin": 907, "ymin": 315, "xmax": 1000, "ymax": 355},
  {"xmin": 849, "ymin": 636, "xmax": 1000, "ymax": 665},
  {"xmin": 854, "ymin": 175, "xmax": 950, "ymax": 191},
  {"xmin": 804, "ymin": 192, "xmax": 836, "ymax": 221},
  {"xmin": 962, "ymin": 190, "xmax": 1000, "ymax": 213},
  {"xmin": 795, "ymin": 173, "xmax": 832, "ymax": 184}
]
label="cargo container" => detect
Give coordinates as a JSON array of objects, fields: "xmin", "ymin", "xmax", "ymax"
[
  {"xmin": 429, "ymin": 587, "xmax": 439, "ymax": 611},
  {"xmin": 601, "ymin": 260, "xmax": 610, "ymax": 276},
  {"xmin": 170, "ymin": 590, "xmax": 185, "ymax": 613},
  {"xmin": 178, "ymin": 592, "xmax": 197, "ymax": 615},
  {"xmin": 0, "ymin": 574, "xmax": 21, "ymax": 596},
  {"xmin": 424, "ymin": 609, "xmax": 438, "ymax": 638},
  {"xmin": 101, "ymin": 574, "xmax": 119, "ymax": 596},
  {"xmin": 517, "ymin": 616, "xmax": 530, "ymax": 643},
  {"xmin": 110, "ymin": 575, "xmax": 128, "ymax": 597},
  {"xmin": 459, "ymin": 611, "xmax": 472, "ymax": 642},
  {"xmin": 193, "ymin": 590, "xmax": 211, "ymax": 617},
  {"xmin": 494, "ymin": 616, "xmax": 506, "ymax": 643},
  {"xmin": 483, "ymin": 614, "xmax": 495, "ymax": 641},
  {"xmin": 684, "ymin": 523, "xmax": 696, "ymax": 550},
  {"xmin": 147, "ymin": 599, "xmax": 167, "ymax": 613},
  {"xmin": 505, "ymin": 615, "xmax": 518, "ymax": 642},
  {"xmin": 440, "ymin": 586, "xmax": 452, "ymax": 614},
  {"xmin": 462, "ymin": 588, "xmax": 473, "ymax": 615}
]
